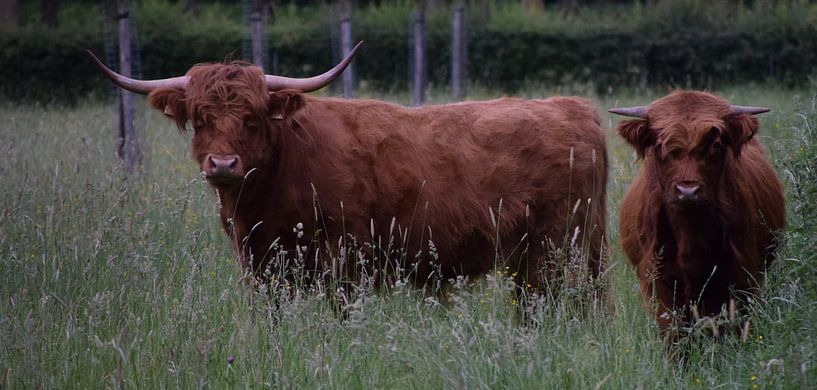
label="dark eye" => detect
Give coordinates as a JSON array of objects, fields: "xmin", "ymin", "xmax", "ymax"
[
  {"xmin": 191, "ymin": 120, "xmax": 202, "ymax": 130},
  {"xmin": 653, "ymin": 143, "xmax": 663, "ymax": 160},
  {"xmin": 669, "ymin": 148, "xmax": 683, "ymax": 159},
  {"xmin": 244, "ymin": 119, "xmax": 261, "ymax": 131},
  {"xmin": 711, "ymin": 141, "xmax": 724, "ymax": 155}
]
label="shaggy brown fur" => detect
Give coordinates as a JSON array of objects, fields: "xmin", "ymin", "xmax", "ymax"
[
  {"xmin": 617, "ymin": 91, "xmax": 785, "ymax": 337},
  {"xmin": 148, "ymin": 62, "xmax": 609, "ymax": 293}
]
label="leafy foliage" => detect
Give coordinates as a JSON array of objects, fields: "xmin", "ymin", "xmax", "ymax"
[{"xmin": 3, "ymin": 0, "xmax": 817, "ymax": 102}]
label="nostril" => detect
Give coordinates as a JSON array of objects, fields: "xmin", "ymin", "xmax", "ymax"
[
  {"xmin": 675, "ymin": 185, "xmax": 700, "ymax": 197},
  {"xmin": 205, "ymin": 154, "xmax": 241, "ymax": 176}
]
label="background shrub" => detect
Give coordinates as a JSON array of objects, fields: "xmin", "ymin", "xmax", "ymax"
[{"xmin": 2, "ymin": 0, "xmax": 816, "ymax": 103}]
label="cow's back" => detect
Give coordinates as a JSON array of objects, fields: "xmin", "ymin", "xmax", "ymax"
[
  {"xmin": 414, "ymin": 96, "xmax": 609, "ymax": 284},
  {"xmin": 409, "ymin": 96, "xmax": 607, "ymax": 251},
  {"xmin": 292, "ymin": 96, "xmax": 608, "ymax": 287}
]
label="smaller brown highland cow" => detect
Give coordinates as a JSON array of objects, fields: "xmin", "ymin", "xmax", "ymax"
[{"xmin": 611, "ymin": 91, "xmax": 785, "ymax": 340}]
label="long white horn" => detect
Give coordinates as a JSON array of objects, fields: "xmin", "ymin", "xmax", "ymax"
[
  {"xmin": 608, "ymin": 106, "xmax": 647, "ymax": 118},
  {"xmin": 265, "ymin": 41, "xmax": 364, "ymax": 92},
  {"xmin": 729, "ymin": 105, "xmax": 770, "ymax": 115},
  {"xmin": 86, "ymin": 50, "xmax": 189, "ymax": 94}
]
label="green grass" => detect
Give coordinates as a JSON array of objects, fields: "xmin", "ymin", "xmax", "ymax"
[{"xmin": 1, "ymin": 86, "xmax": 815, "ymax": 388}]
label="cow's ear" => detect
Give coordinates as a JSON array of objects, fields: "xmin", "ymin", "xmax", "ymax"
[
  {"xmin": 148, "ymin": 88, "xmax": 188, "ymax": 131},
  {"xmin": 617, "ymin": 119, "xmax": 654, "ymax": 159},
  {"xmin": 268, "ymin": 91, "xmax": 304, "ymax": 120},
  {"xmin": 725, "ymin": 114, "xmax": 759, "ymax": 156}
]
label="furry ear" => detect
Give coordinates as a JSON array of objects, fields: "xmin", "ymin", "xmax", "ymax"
[
  {"xmin": 267, "ymin": 91, "xmax": 305, "ymax": 120},
  {"xmin": 617, "ymin": 119, "xmax": 655, "ymax": 159},
  {"xmin": 148, "ymin": 88, "xmax": 188, "ymax": 131},
  {"xmin": 724, "ymin": 114, "xmax": 759, "ymax": 157}
]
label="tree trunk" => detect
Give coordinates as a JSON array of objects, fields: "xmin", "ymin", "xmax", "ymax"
[
  {"xmin": 339, "ymin": 0, "xmax": 354, "ymax": 98},
  {"xmin": 0, "ymin": 0, "xmax": 18, "ymax": 29},
  {"xmin": 117, "ymin": 0, "xmax": 141, "ymax": 173},
  {"xmin": 41, "ymin": 0, "xmax": 58, "ymax": 28},
  {"xmin": 412, "ymin": 0, "xmax": 426, "ymax": 106},
  {"xmin": 522, "ymin": 0, "xmax": 543, "ymax": 13},
  {"xmin": 183, "ymin": 0, "xmax": 197, "ymax": 14},
  {"xmin": 451, "ymin": 3, "xmax": 466, "ymax": 101},
  {"xmin": 558, "ymin": 0, "xmax": 579, "ymax": 14},
  {"xmin": 250, "ymin": 0, "xmax": 266, "ymax": 68}
]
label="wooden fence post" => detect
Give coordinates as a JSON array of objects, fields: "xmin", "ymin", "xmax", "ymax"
[
  {"xmin": 412, "ymin": 0, "xmax": 426, "ymax": 106},
  {"xmin": 340, "ymin": 0, "xmax": 354, "ymax": 98},
  {"xmin": 451, "ymin": 3, "xmax": 466, "ymax": 101},
  {"xmin": 0, "ymin": 0, "xmax": 17, "ymax": 30},
  {"xmin": 250, "ymin": 0, "xmax": 265, "ymax": 68},
  {"xmin": 117, "ymin": 0, "xmax": 141, "ymax": 173}
]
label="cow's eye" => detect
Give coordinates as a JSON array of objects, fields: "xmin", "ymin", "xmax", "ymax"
[
  {"xmin": 653, "ymin": 143, "xmax": 664, "ymax": 160},
  {"xmin": 711, "ymin": 141, "xmax": 724, "ymax": 156},
  {"xmin": 191, "ymin": 121, "xmax": 204, "ymax": 132},
  {"xmin": 669, "ymin": 148, "xmax": 683, "ymax": 159}
]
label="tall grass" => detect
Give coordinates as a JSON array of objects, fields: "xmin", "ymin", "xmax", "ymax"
[{"xmin": 0, "ymin": 87, "xmax": 815, "ymax": 388}]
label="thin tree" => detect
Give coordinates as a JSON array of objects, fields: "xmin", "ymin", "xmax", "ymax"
[
  {"xmin": 559, "ymin": 0, "xmax": 579, "ymax": 14},
  {"xmin": 42, "ymin": 0, "xmax": 59, "ymax": 29},
  {"xmin": 183, "ymin": 0, "xmax": 197, "ymax": 14},
  {"xmin": 451, "ymin": 2, "xmax": 466, "ymax": 101},
  {"xmin": 339, "ymin": 0, "xmax": 354, "ymax": 97},
  {"xmin": 249, "ymin": 0, "xmax": 268, "ymax": 68},
  {"xmin": 0, "ymin": 0, "xmax": 17, "ymax": 29},
  {"xmin": 412, "ymin": 0, "xmax": 426, "ymax": 106},
  {"xmin": 116, "ymin": 0, "xmax": 141, "ymax": 173},
  {"xmin": 522, "ymin": 0, "xmax": 544, "ymax": 13}
]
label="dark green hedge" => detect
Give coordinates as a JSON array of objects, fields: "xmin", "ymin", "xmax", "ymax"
[
  {"xmin": 1, "ymin": 28, "xmax": 104, "ymax": 101},
  {"xmin": 2, "ymin": 2, "xmax": 817, "ymax": 103}
]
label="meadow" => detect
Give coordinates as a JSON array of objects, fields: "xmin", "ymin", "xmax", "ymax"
[{"xmin": 1, "ymin": 86, "xmax": 815, "ymax": 388}]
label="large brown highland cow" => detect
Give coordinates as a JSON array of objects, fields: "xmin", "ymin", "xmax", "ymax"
[{"xmin": 89, "ymin": 44, "xmax": 608, "ymax": 295}]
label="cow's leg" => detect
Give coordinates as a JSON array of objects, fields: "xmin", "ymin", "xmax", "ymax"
[{"xmin": 501, "ymin": 221, "xmax": 568, "ymax": 324}]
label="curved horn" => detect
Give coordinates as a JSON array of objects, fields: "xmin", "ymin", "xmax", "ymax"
[
  {"xmin": 86, "ymin": 50, "xmax": 189, "ymax": 95},
  {"xmin": 608, "ymin": 106, "xmax": 647, "ymax": 118},
  {"xmin": 729, "ymin": 105, "xmax": 769, "ymax": 115},
  {"xmin": 265, "ymin": 41, "xmax": 364, "ymax": 92}
]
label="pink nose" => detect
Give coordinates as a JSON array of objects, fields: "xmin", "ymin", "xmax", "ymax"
[
  {"xmin": 204, "ymin": 154, "xmax": 241, "ymax": 176},
  {"xmin": 675, "ymin": 184, "xmax": 700, "ymax": 201}
]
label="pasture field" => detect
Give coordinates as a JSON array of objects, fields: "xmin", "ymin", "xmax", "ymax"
[{"xmin": 1, "ymin": 86, "xmax": 815, "ymax": 388}]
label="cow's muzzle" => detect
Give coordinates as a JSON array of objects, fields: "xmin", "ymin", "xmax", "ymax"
[
  {"xmin": 203, "ymin": 154, "xmax": 244, "ymax": 184},
  {"xmin": 675, "ymin": 182, "xmax": 702, "ymax": 205}
]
